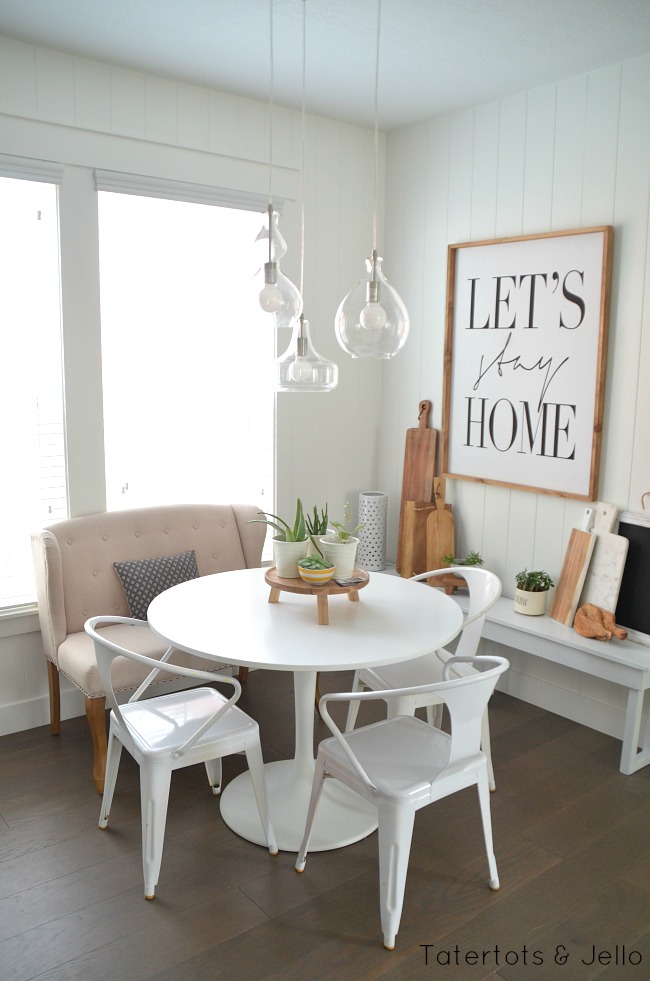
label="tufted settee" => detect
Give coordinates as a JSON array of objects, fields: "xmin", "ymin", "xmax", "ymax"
[{"xmin": 31, "ymin": 503, "xmax": 266, "ymax": 793}]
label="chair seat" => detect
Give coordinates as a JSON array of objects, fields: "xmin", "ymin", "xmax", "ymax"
[
  {"xmin": 59, "ymin": 622, "xmax": 231, "ymax": 698},
  {"xmin": 120, "ymin": 687, "xmax": 259, "ymax": 758},
  {"xmin": 360, "ymin": 649, "xmax": 450, "ymax": 692},
  {"xmin": 324, "ymin": 715, "xmax": 453, "ymax": 798}
]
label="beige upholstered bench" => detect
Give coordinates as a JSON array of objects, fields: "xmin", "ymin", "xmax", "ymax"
[{"xmin": 31, "ymin": 504, "xmax": 265, "ymax": 793}]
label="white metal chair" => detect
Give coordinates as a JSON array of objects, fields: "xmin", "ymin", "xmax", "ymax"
[
  {"xmin": 344, "ymin": 567, "xmax": 502, "ymax": 789},
  {"xmin": 296, "ymin": 655, "xmax": 509, "ymax": 950},
  {"xmin": 85, "ymin": 616, "xmax": 277, "ymax": 900}
]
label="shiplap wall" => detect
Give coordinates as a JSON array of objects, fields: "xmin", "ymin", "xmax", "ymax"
[
  {"xmin": 382, "ymin": 54, "xmax": 650, "ymax": 738},
  {"xmin": 0, "ymin": 35, "xmax": 384, "ymax": 733},
  {"xmin": 1, "ymin": 34, "xmax": 649, "ymax": 744}
]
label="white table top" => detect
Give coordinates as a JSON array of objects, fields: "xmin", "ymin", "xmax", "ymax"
[{"xmin": 148, "ymin": 567, "xmax": 464, "ymax": 672}]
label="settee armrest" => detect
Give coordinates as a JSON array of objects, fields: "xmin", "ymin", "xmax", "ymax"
[{"xmin": 31, "ymin": 529, "xmax": 66, "ymax": 665}]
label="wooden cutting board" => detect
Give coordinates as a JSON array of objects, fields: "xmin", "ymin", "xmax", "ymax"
[
  {"xmin": 398, "ymin": 501, "xmax": 437, "ymax": 578},
  {"xmin": 578, "ymin": 531, "xmax": 629, "ymax": 613},
  {"xmin": 549, "ymin": 529, "xmax": 596, "ymax": 626},
  {"xmin": 400, "ymin": 400, "xmax": 437, "ymax": 503},
  {"xmin": 426, "ymin": 477, "xmax": 455, "ymax": 571},
  {"xmin": 396, "ymin": 400, "xmax": 437, "ymax": 574}
]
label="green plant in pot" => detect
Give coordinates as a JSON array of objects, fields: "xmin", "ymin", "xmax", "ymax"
[
  {"xmin": 297, "ymin": 554, "xmax": 336, "ymax": 584},
  {"xmin": 305, "ymin": 504, "xmax": 329, "ymax": 555},
  {"xmin": 249, "ymin": 499, "xmax": 309, "ymax": 578},
  {"xmin": 442, "ymin": 550, "xmax": 484, "ymax": 567},
  {"xmin": 514, "ymin": 569, "xmax": 555, "ymax": 616},
  {"xmin": 320, "ymin": 502, "xmax": 364, "ymax": 579}
]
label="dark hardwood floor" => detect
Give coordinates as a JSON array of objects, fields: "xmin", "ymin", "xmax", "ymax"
[{"xmin": 1, "ymin": 670, "xmax": 650, "ymax": 981}]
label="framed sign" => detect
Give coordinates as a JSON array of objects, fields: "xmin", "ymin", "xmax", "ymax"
[{"xmin": 442, "ymin": 227, "xmax": 613, "ymax": 500}]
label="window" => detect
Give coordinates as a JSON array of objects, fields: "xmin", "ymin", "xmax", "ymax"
[
  {"xmin": 97, "ymin": 192, "xmax": 275, "ymax": 515},
  {"xmin": 0, "ymin": 175, "xmax": 66, "ymax": 609}
]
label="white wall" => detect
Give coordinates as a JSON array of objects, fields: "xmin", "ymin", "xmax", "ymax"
[
  {"xmin": 382, "ymin": 53, "xmax": 650, "ymax": 739},
  {"xmin": 2, "ymin": 34, "xmax": 649, "ymax": 745},
  {"xmin": 0, "ymin": 35, "xmax": 386, "ymax": 733}
]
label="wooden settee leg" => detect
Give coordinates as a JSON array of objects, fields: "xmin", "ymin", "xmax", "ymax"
[
  {"xmin": 47, "ymin": 660, "xmax": 61, "ymax": 735},
  {"xmin": 85, "ymin": 696, "xmax": 107, "ymax": 795},
  {"xmin": 237, "ymin": 667, "xmax": 249, "ymax": 684}
]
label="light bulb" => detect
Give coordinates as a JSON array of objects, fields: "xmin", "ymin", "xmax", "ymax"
[
  {"xmin": 259, "ymin": 282, "xmax": 284, "ymax": 312},
  {"xmin": 287, "ymin": 357, "xmax": 314, "ymax": 382},
  {"xmin": 359, "ymin": 301, "xmax": 388, "ymax": 328}
]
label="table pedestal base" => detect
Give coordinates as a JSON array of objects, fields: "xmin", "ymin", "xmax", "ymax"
[{"xmin": 220, "ymin": 759, "xmax": 378, "ymax": 852}]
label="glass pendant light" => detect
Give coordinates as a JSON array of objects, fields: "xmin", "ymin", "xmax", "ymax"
[
  {"xmin": 257, "ymin": 0, "xmax": 303, "ymax": 329},
  {"xmin": 275, "ymin": 0, "xmax": 338, "ymax": 393},
  {"xmin": 257, "ymin": 204, "xmax": 303, "ymax": 327},
  {"xmin": 276, "ymin": 315, "xmax": 338, "ymax": 391},
  {"xmin": 335, "ymin": 0, "xmax": 409, "ymax": 359}
]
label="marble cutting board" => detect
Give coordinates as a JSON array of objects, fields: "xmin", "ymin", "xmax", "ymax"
[{"xmin": 578, "ymin": 531, "xmax": 629, "ymax": 613}]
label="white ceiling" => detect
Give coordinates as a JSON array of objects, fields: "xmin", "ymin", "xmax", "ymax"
[{"xmin": 1, "ymin": 0, "xmax": 650, "ymax": 130}]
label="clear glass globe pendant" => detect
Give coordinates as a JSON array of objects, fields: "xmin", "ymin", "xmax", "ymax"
[
  {"xmin": 276, "ymin": 315, "xmax": 338, "ymax": 392},
  {"xmin": 256, "ymin": 205, "xmax": 303, "ymax": 329},
  {"xmin": 335, "ymin": 250, "xmax": 409, "ymax": 358}
]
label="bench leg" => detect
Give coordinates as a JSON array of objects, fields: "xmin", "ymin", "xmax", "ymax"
[
  {"xmin": 85, "ymin": 696, "xmax": 108, "ymax": 795},
  {"xmin": 47, "ymin": 659, "xmax": 61, "ymax": 735},
  {"xmin": 620, "ymin": 689, "xmax": 650, "ymax": 775}
]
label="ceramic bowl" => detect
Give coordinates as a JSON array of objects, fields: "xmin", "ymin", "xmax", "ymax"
[{"xmin": 298, "ymin": 563, "xmax": 335, "ymax": 585}]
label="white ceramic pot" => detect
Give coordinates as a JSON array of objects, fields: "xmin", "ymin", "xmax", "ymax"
[
  {"xmin": 273, "ymin": 538, "xmax": 309, "ymax": 579},
  {"xmin": 514, "ymin": 587, "xmax": 548, "ymax": 616},
  {"xmin": 319, "ymin": 536, "xmax": 359, "ymax": 580}
]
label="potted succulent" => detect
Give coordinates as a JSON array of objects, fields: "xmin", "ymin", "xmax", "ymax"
[
  {"xmin": 514, "ymin": 569, "xmax": 555, "ymax": 616},
  {"xmin": 297, "ymin": 554, "xmax": 336, "ymax": 585},
  {"xmin": 319, "ymin": 502, "xmax": 364, "ymax": 579},
  {"xmin": 250, "ymin": 498, "xmax": 309, "ymax": 578},
  {"xmin": 305, "ymin": 504, "xmax": 329, "ymax": 556},
  {"xmin": 442, "ymin": 550, "xmax": 484, "ymax": 567}
]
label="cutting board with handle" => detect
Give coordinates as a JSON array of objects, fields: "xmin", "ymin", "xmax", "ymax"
[
  {"xmin": 426, "ymin": 477, "xmax": 455, "ymax": 572},
  {"xmin": 549, "ymin": 529, "xmax": 596, "ymax": 626},
  {"xmin": 399, "ymin": 400, "xmax": 437, "ymax": 503},
  {"xmin": 396, "ymin": 400, "xmax": 437, "ymax": 575}
]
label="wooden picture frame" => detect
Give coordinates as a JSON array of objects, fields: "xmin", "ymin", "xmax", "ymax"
[{"xmin": 442, "ymin": 226, "xmax": 613, "ymax": 500}]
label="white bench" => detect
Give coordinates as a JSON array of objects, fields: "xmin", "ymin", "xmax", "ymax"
[{"xmin": 480, "ymin": 596, "xmax": 650, "ymax": 775}]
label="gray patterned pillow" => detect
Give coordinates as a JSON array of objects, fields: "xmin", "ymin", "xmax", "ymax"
[{"xmin": 113, "ymin": 550, "xmax": 199, "ymax": 620}]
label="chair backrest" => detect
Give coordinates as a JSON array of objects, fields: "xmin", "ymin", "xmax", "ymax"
[
  {"xmin": 320, "ymin": 655, "xmax": 509, "ymax": 792},
  {"xmin": 411, "ymin": 567, "xmax": 502, "ymax": 659},
  {"xmin": 84, "ymin": 615, "xmax": 241, "ymax": 759}
]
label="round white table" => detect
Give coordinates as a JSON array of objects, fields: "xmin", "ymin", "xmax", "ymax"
[{"xmin": 148, "ymin": 568, "xmax": 463, "ymax": 852}]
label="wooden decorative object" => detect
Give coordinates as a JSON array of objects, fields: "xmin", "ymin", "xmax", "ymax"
[
  {"xmin": 549, "ymin": 529, "xmax": 596, "ymax": 626},
  {"xmin": 265, "ymin": 568, "xmax": 369, "ymax": 625}
]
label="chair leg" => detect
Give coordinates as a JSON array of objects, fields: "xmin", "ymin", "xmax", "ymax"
[
  {"xmin": 85, "ymin": 696, "xmax": 107, "ymax": 795},
  {"xmin": 343, "ymin": 671, "xmax": 364, "ymax": 732},
  {"xmin": 295, "ymin": 756, "xmax": 327, "ymax": 871},
  {"xmin": 377, "ymin": 802, "xmax": 416, "ymax": 951},
  {"xmin": 237, "ymin": 666, "xmax": 249, "ymax": 684},
  {"xmin": 46, "ymin": 660, "xmax": 61, "ymax": 735},
  {"xmin": 204, "ymin": 758, "xmax": 223, "ymax": 796},
  {"xmin": 140, "ymin": 763, "xmax": 173, "ymax": 900},
  {"xmin": 244, "ymin": 739, "xmax": 278, "ymax": 855},
  {"xmin": 482, "ymin": 710, "xmax": 496, "ymax": 791},
  {"xmin": 98, "ymin": 727, "xmax": 123, "ymax": 828},
  {"xmin": 476, "ymin": 768, "xmax": 500, "ymax": 890}
]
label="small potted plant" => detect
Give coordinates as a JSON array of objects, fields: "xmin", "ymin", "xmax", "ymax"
[
  {"xmin": 442, "ymin": 550, "xmax": 484, "ymax": 567},
  {"xmin": 514, "ymin": 569, "xmax": 555, "ymax": 616},
  {"xmin": 319, "ymin": 502, "xmax": 364, "ymax": 579},
  {"xmin": 297, "ymin": 554, "xmax": 336, "ymax": 585},
  {"xmin": 249, "ymin": 499, "xmax": 309, "ymax": 578},
  {"xmin": 305, "ymin": 504, "xmax": 329, "ymax": 556}
]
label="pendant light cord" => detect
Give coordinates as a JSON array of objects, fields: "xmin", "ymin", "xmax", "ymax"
[
  {"xmin": 268, "ymin": 0, "xmax": 274, "ymax": 206},
  {"xmin": 300, "ymin": 0, "xmax": 306, "ymax": 298},
  {"xmin": 371, "ymin": 0, "xmax": 381, "ymax": 254}
]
